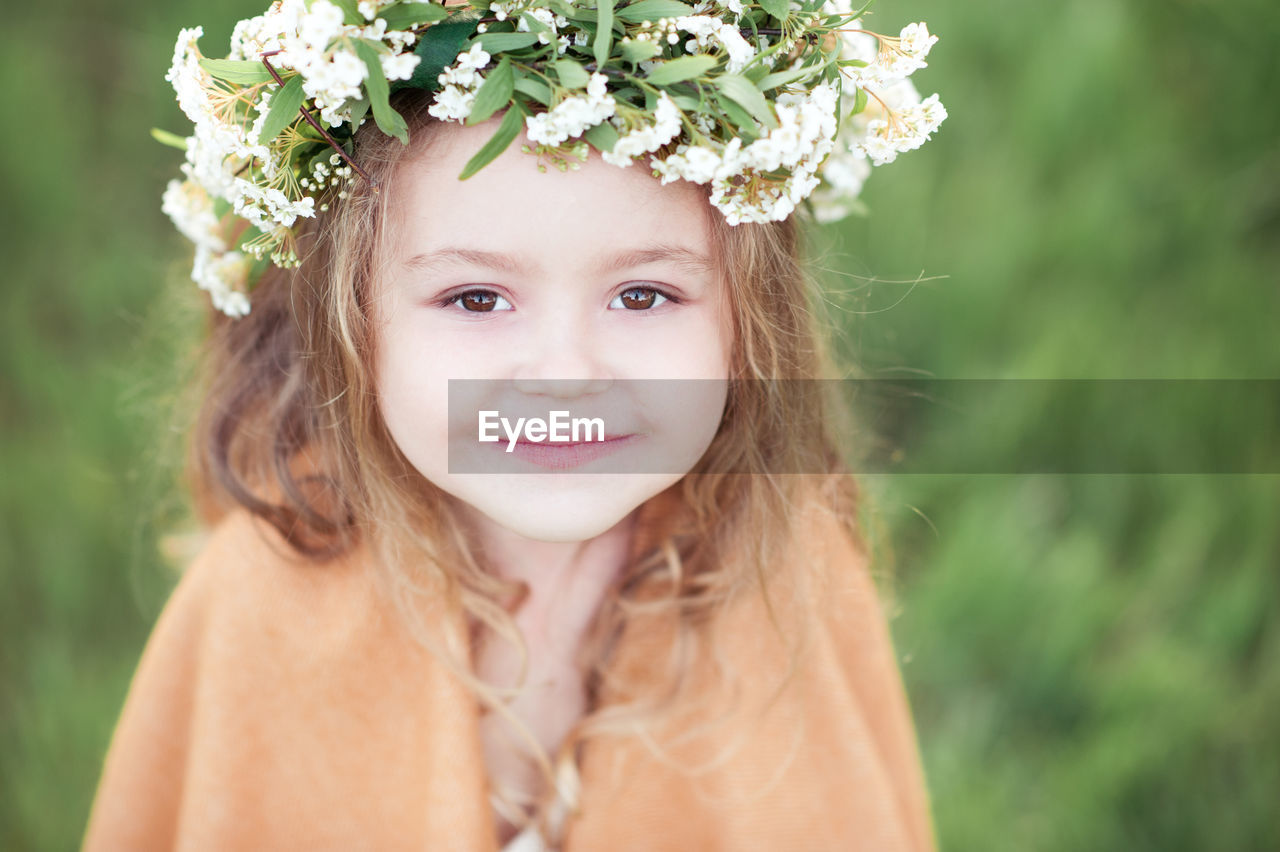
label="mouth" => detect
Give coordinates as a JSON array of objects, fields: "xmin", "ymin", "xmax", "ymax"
[
  {"xmin": 501, "ymin": 433, "xmax": 641, "ymax": 470},
  {"xmin": 514, "ymin": 433, "xmax": 633, "ymax": 447}
]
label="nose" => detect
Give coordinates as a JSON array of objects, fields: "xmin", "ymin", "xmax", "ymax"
[{"xmin": 511, "ymin": 308, "xmax": 613, "ymax": 399}]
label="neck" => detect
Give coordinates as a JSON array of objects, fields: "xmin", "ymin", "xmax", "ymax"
[{"xmin": 461, "ymin": 506, "xmax": 639, "ymax": 647}]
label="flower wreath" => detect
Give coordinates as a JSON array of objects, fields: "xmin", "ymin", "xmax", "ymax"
[{"xmin": 159, "ymin": 0, "xmax": 946, "ymax": 317}]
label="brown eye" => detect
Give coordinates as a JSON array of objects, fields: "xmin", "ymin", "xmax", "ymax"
[
  {"xmin": 448, "ymin": 289, "xmax": 511, "ymax": 312},
  {"xmin": 611, "ymin": 286, "xmax": 671, "ymax": 311}
]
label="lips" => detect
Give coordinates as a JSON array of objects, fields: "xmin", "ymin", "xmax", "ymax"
[
  {"xmin": 514, "ymin": 434, "xmax": 631, "ymax": 446},
  {"xmin": 504, "ymin": 433, "xmax": 640, "ymax": 470}
]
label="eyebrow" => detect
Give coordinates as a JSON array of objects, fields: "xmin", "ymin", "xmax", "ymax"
[{"xmin": 402, "ymin": 245, "xmax": 715, "ymax": 277}]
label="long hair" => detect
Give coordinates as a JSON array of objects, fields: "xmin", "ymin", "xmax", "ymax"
[{"xmin": 180, "ymin": 91, "xmax": 864, "ymax": 842}]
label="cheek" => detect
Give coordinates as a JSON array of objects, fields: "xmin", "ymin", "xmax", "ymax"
[
  {"xmin": 612, "ymin": 293, "xmax": 734, "ymax": 382},
  {"xmin": 373, "ymin": 324, "xmax": 453, "ymax": 477},
  {"xmin": 683, "ymin": 293, "xmax": 735, "ymax": 380}
]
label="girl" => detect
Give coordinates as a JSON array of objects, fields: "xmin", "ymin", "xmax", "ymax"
[{"xmin": 85, "ymin": 3, "xmax": 942, "ymax": 849}]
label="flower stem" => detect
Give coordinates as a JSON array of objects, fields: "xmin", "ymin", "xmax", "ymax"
[{"xmin": 259, "ymin": 51, "xmax": 377, "ymax": 191}]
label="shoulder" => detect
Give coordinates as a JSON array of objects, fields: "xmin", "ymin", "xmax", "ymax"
[
  {"xmin": 791, "ymin": 491, "xmax": 939, "ymax": 852},
  {"xmin": 83, "ymin": 509, "xmax": 346, "ymax": 850},
  {"xmin": 177, "ymin": 509, "xmax": 383, "ymax": 655},
  {"xmin": 770, "ymin": 489, "xmax": 910, "ymax": 703},
  {"xmin": 576, "ymin": 490, "xmax": 939, "ymax": 850},
  {"xmin": 163, "ymin": 508, "xmax": 468, "ymax": 696},
  {"xmin": 742, "ymin": 487, "xmax": 882, "ymax": 638},
  {"xmin": 84, "ymin": 509, "xmax": 469, "ymax": 850}
]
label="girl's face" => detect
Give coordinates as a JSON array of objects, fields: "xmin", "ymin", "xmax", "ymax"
[{"xmin": 371, "ymin": 115, "xmax": 733, "ymax": 543}]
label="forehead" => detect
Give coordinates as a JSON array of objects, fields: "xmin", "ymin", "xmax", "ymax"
[{"xmin": 382, "ymin": 117, "xmax": 714, "ymax": 263}]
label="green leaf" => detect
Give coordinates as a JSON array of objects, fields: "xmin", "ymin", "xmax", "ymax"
[
  {"xmin": 584, "ymin": 120, "xmax": 620, "ymax": 153},
  {"xmin": 458, "ymin": 105, "xmax": 524, "ymax": 180},
  {"xmin": 594, "ymin": 0, "xmax": 614, "ymax": 67},
  {"xmin": 546, "ymin": 0, "xmax": 597, "ymax": 22},
  {"xmin": 619, "ymin": 37, "xmax": 661, "ymax": 65},
  {"xmin": 716, "ymin": 73, "xmax": 777, "ymax": 129},
  {"xmin": 756, "ymin": 61, "xmax": 824, "ymax": 92},
  {"xmin": 613, "ymin": 0, "xmax": 694, "ymax": 23},
  {"xmin": 514, "ymin": 76, "xmax": 552, "ymax": 105},
  {"xmin": 400, "ymin": 13, "xmax": 480, "ymax": 93},
  {"xmin": 757, "ymin": 0, "xmax": 790, "ymax": 20},
  {"xmin": 378, "ymin": 1, "xmax": 449, "ymax": 28},
  {"xmin": 355, "ymin": 40, "xmax": 410, "ymax": 143},
  {"xmin": 644, "ymin": 54, "xmax": 717, "ymax": 86},
  {"xmin": 471, "ymin": 31, "xmax": 541, "ymax": 52},
  {"xmin": 669, "ymin": 93, "xmax": 701, "ymax": 111},
  {"xmin": 198, "ymin": 58, "xmax": 272, "ymax": 85},
  {"xmin": 552, "ymin": 58, "xmax": 590, "ymax": 89},
  {"xmin": 849, "ymin": 86, "xmax": 868, "ymax": 117},
  {"xmin": 467, "ymin": 56, "xmax": 515, "ymax": 125},
  {"xmin": 257, "ymin": 74, "xmax": 307, "ymax": 144},
  {"xmin": 151, "ymin": 128, "xmax": 189, "ymax": 151},
  {"xmin": 347, "ymin": 97, "xmax": 371, "ymax": 129},
  {"xmin": 328, "ymin": 0, "xmax": 365, "ymax": 25},
  {"xmin": 713, "ymin": 90, "xmax": 756, "ymax": 133}
]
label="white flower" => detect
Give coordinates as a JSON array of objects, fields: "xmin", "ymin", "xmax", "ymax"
[
  {"xmin": 807, "ymin": 147, "xmax": 871, "ymax": 223},
  {"xmin": 601, "ymin": 92, "xmax": 682, "ymax": 167},
  {"xmin": 301, "ymin": 47, "xmax": 369, "ymax": 108},
  {"xmin": 650, "ymin": 81, "xmax": 842, "ymax": 225},
  {"xmin": 458, "ymin": 43, "xmax": 492, "ymax": 71},
  {"xmin": 428, "ymin": 44, "xmax": 491, "ymax": 123},
  {"xmin": 675, "ymin": 15, "xmax": 756, "ymax": 73},
  {"xmin": 429, "ymin": 84, "xmax": 478, "ymax": 122},
  {"xmin": 224, "ymin": 0, "xmax": 416, "ymax": 126},
  {"xmin": 381, "ymin": 50, "xmax": 420, "ymax": 81},
  {"xmin": 525, "ymin": 73, "xmax": 617, "ymax": 146},
  {"xmin": 439, "ymin": 42, "xmax": 490, "ymax": 87},
  {"xmin": 841, "ymin": 20, "xmax": 939, "ymax": 89},
  {"xmin": 491, "ymin": 0, "xmax": 539, "ymax": 22},
  {"xmin": 297, "ymin": 0, "xmax": 345, "ymax": 53},
  {"xmin": 715, "ymin": 25, "xmax": 755, "ymax": 73},
  {"xmin": 855, "ymin": 92, "xmax": 947, "ymax": 165},
  {"xmin": 650, "ymin": 143, "xmax": 727, "ymax": 184},
  {"xmin": 165, "ymin": 28, "xmax": 212, "ymax": 128},
  {"xmin": 517, "ymin": 7, "xmax": 570, "ymax": 48},
  {"xmin": 229, "ymin": 1, "xmax": 303, "ymax": 59},
  {"xmin": 899, "ymin": 23, "xmax": 939, "ymax": 59},
  {"xmin": 162, "ymin": 179, "xmax": 225, "ymax": 252},
  {"xmin": 192, "ymin": 246, "xmax": 252, "ymax": 317}
]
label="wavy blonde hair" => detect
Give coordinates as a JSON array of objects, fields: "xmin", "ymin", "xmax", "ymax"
[{"xmin": 181, "ymin": 91, "xmax": 865, "ymax": 844}]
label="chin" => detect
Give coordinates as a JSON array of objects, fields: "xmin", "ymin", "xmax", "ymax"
[
  {"xmin": 471, "ymin": 498, "xmax": 629, "ymax": 543},
  {"xmin": 450, "ymin": 473, "xmax": 678, "ymax": 543}
]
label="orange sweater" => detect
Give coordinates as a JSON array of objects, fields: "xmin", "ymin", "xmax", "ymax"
[{"xmin": 83, "ymin": 491, "xmax": 937, "ymax": 851}]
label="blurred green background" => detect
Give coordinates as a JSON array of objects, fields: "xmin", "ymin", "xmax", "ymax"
[{"xmin": 2, "ymin": 0, "xmax": 1277, "ymax": 849}]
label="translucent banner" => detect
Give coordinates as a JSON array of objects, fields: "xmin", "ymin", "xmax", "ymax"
[{"xmin": 445, "ymin": 379, "xmax": 1280, "ymax": 474}]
